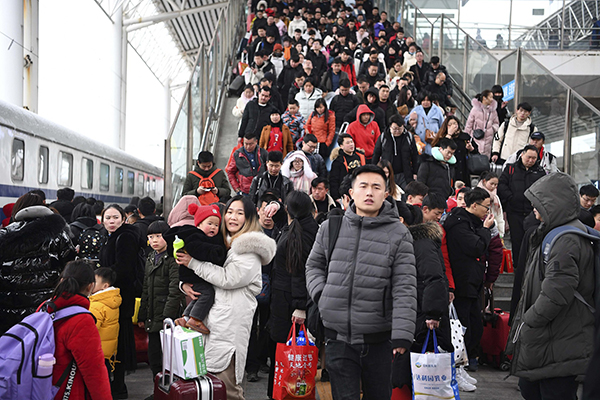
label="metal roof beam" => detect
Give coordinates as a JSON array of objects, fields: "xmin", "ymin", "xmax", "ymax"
[{"xmin": 124, "ymin": 1, "xmax": 228, "ymax": 31}]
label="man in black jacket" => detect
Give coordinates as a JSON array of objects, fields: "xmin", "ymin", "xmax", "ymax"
[
  {"xmin": 329, "ymin": 79, "xmax": 359, "ymax": 130},
  {"xmin": 424, "ymin": 56, "xmax": 453, "ymax": 98},
  {"xmin": 409, "ymin": 51, "xmax": 430, "ymax": 93},
  {"xmin": 50, "ymin": 187, "xmax": 75, "ymax": 223},
  {"xmin": 277, "ymin": 55, "xmax": 303, "ymax": 104},
  {"xmin": 329, "ymin": 133, "xmax": 366, "ymax": 199},
  {"xmin": 498, "ymin": 144, "xmax": 546, "ymax": 267},
  {"xmin": 299, "ymin": 134, "xmax": 328, "ymax": 177},
  {"xmin": 238, "ymin": 86, "xmax": 277, "ymax": 144},
  {"xmin": 371, "ymin": 115, "xmax": 418, "ymax": 189},
  {"xmin": 378, "ymin": 85, "xmax": 399, "ymax": 125},
  {"xmin": 306, "ymin": 39, "xmax": 328, "ymax": 78},
  {"xmin": 443, "ymin": 188, "xmax": 494, "ymax": 371},
  {"xmin": 248, "ymin": 151, "xmax": 293, "ymax": 205}
]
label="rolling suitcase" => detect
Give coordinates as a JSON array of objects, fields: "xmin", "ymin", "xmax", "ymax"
[
  {"xmin": 480, "ymin": 288, "xmax": 512, "ymax": 371},
  {"xmin": 154, "ymin": 319, "xmax": 226, "ymax": 400}
]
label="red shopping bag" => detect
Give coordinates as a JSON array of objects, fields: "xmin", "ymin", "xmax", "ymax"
[{"xmin": 273, "ymin": 324, "xmax": 318, "ymax": 400}]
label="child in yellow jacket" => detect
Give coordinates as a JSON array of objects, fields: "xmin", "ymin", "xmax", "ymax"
[{"xmin": 89, "ymin": 267, "xmax": 122, "ymax": 377}]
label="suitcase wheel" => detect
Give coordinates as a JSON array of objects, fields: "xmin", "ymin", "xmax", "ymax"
[{"xmin": 500, "ymin": 361, "xmax": 511, "ymax": 371}]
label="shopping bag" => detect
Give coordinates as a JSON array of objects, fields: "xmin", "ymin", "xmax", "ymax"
[
  {"xmin": 449, "ymin": 303, "xmax": 468, "ymax": 365},
  {"xmin": 411, "ymin": 330, "xmax": 460, "ymax": 400},
  {"xmin": 273, "ymin": 324, "xmax": 318, "ymax": 400}
]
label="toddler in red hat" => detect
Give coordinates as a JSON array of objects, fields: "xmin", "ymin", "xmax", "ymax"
[{"xmin": 174, "ymin": 204, "xmax": 226, "ymax": 334}]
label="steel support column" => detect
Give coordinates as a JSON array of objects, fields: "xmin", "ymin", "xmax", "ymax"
[
  {"xmin": 563, "ymin": 89, "xmax": 572, "ymax": 174},
  {"xmin": 118, "ymin": 7, "xmax": 128, "ymax": 151},
  {"xmin": 23, "ymin": 0, "xmax": 39, "ymax": 113},
  {"xmin": 514, "ymin": 47, "xmax": 522, "ymax": 105}
]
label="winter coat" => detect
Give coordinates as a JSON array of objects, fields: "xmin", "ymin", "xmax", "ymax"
[
  {"xmin": 320, "ymin": 70, "xmax": 349, "ymax": 93},
  {"xmin": 330, "ymin": 93, "xmax": 360, "ymax": 129},
  {"xmin": 282, "ymin": 110, "xmax": 306, "ymax": 146},
  {"xmin": 269, "ymin": 215, "xmax": 319, "ymax": 343},
  {"xmin": 492, "ymin": 115, "xmax": 537, "ymax": 161},
  {"xmin": 225, "ymin": 146, "xmax": 268, "ymax": 194},
  {"xmin": 448, "ymin": 131, "xmax": 479, "ymax": 185},
  {"xmin": 442, "ymin": 207, "xmax": 491, "ymax": 298},
  {"xmin": 133, "ymin": 215, "xmax": 163, "ymax": 248},
  {"xmin": 89, "ymin": 287, "xmax": 121, "ymax": 360},
  {"xmin": 249, "ymin": 171, "xmax": 294, "ymax": 205},
  {"xmin": 417, "ymin": 149, "xmax": 455, "ymax": 199},
  {"xmin": 70, "ymin": 216, "xmax": 101, "ymax": 241},
  {"xmin": 167, "ymin": 195, "xmax": 201, "ymax": 228},
  {"xmin": 295, "ymin": 88, "xmax": 324, "ymax": 120},
  {"xmin": 186, "ymin": 231, "xmax": 277, "ymax": 384},
  {"xmin": 424, "ymin": 64, "xmax": 453, "ymax": 96},
  {"xmin": 138, "ymin": 251, "xmax": 185, "ymax": 333},
  {"xmin": 232, "ymin": 92, "xmax": 255, "ymax": 118},
  {"xmin": 244, "ymin": 60, "xmax": 275, "ymax": 85},
  {"xmin": 380, "ymin": 99, "xmax": 400, "ymax": 125},
  {"xmin": 259, "ymin": 124, "xmax": 295, "ymax": 156},
  {"xmin": 498, "ymin": 160, "xmax": 546, "ymax": 215},
  {"xmin": 329, "ymin": 147, "xmax": 366, "ymax": 199},
  {"xmin": 310, "ymin": 193, "xmax": 338, "ymax": 214},
  {"xmin": 51, "ymin": 294, "xmax": 112, "ymax": 400},
  {"xmin": 372, "ymin": 128, "xmax": 419, "ymax": 185},
  {"xmin": 346, "ymin": 104, "xmax": 381, "ymax": 159},
  {"xmin": 406, "ymin": 104, "xmax": 445, "ymax": 155},
  {"xmin": 305, "ymin": 201, "xmax": 417, "ymax": 348},
  {"xmin": 306, "ymin": 110, "xmax": 336, "ymax": 146},
  {"xmin": 344, "ymin": 88, "xmax": 387, "ymax": 132},
  {"xmin": 49, "ymin": 200, "xmax": 75, "ymax": 223},
  {"xmin": 301, "ymin": 149, "xmax": 327, "ymax": 178},
  {"xmin": 238, "ymin": 99, "xmax": 278, "ymax": 139},
  {"xmin": 281, "ymin": 151, "xmax": 317, "ymax": 194},
  {"xmin": 277, "ymin": 61, "xmax": 303, "ymax": 104},
  {"xmin": 504, "ymin": 146, "xmax": 559, "ymax": 175},
  {"xmin": 477, "ymin": 180, "xmax": 505, "ymax": 236},
  {"xmin": 0, "ymin": 206, "xmax": 74, "ymax": 334},
  {"xmin": 507, "ymin": 173, "xmax": 595, "ymax": 380},
  {"xmin": 340, "ymin": 59, "xmax": 357, "ymax": 86},
  {"xmin": 181, "ymin": 164, "xmax": 232, "ymax": 202},
  {"xmin": 464, "ymin": 98, "xmax": 499, "ymax": 158}
]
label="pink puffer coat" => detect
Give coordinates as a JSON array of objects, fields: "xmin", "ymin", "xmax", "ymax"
[{"xmin": 464, "ymin": 98, "xmax": 499, "ymax": 158}]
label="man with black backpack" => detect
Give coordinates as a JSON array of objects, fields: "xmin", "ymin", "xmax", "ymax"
[
  {"xmin": 305, "ymin": 164, "xmax": 417, "ymax": 400},
  {"xmin": 507, "ymin": 172, "xmax": 598, "ymax": 400},
  {"xmin": 491, "ymin": 102, "xmax": 537, "ymax": 164}
]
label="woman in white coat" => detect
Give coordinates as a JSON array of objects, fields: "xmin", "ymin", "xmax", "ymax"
[{"xmin": 177, "ymin": 195, "xmax": 276, "ymax": 400}]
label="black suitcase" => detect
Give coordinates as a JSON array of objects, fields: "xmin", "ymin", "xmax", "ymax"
[{"xmin": 228, "ymin": 75, "xmax": 246, "ymax": 97}]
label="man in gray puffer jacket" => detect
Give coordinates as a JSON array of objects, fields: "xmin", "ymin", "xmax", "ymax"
[
  {"xmin": 507, "ymin": 172, "xmax": 595, "ymax": 400},
  {"xmin": 306, "ymin": 164, "xmax": 417, "ymax": 400}
]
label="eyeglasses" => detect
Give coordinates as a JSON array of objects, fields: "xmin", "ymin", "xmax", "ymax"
[{"xmin": 476, "ymin": 203, "xmax": 490, "ymax": 211}]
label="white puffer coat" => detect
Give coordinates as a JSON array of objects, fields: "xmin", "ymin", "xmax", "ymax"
[{"xmin": 186, "ymin": 231, "xmax": 276, "ymax": 384}]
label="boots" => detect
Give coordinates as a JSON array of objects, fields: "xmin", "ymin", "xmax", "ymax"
[{"xmin": 186, "ymin": 317, "xmax": 210, "ymax": 335}]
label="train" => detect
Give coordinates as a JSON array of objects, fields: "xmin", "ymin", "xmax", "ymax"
[{"xmin": 0, "ymin": 99, "xmax": 164, "ymax": 214}]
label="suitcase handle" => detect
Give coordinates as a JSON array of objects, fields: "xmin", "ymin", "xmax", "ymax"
[{"xmin": 161, "ymin": 318, "xmax": 176, "ymax": 391}]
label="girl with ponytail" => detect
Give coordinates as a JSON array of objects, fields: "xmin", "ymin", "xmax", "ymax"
[
  {"xmin": 267, "ymin": 191, "xmax": 320, "ymax": 397},
  {"xmin": 48, "ymin": 260, "xmax": 112, "ymax": 399}
]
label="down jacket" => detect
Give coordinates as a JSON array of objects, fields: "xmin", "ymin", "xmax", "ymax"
[
  {"xmin": 507, "ymin": 173, "xmax": 595, "ymax": 380},
  {"xmin": 306, "ymin": 110, "xmax": 336, "ymax": 147},
  {"xmin": 186, "ymin": 231, "xmax": 276, "ymax": 384},
  {"xmin": 464, "ymin": 97, "xmax": 499, "ymax": 158},
  {"xmin": 305, "ymin": 200, "xmax": 417, "ymax": 349},
  {"xmin": 226, "ymin": 146, "xmax": 268, "ymax": 194},
  {"xmin": 498, "ymin": 159, "xmax": 546, "ymax": 215},
  {"xmin": 416, "ymin": 149, "xmax": 455, "ymax": 199},
  {"xmin": 0, "ymin": 206, "xmax": 74, "ymax": 334},
  {"xmin": 492, "ymin": 115, "xmax": 537, "ymax": 161},
  {"xmin": 371, "ymin": 128, "xmax": 419, "ymax": 185},
  {"xmin": 295, "ymin": 87, "xmax": 324, "ymax": 120},
  {"xmin": 89, "ymin": 287, "xmax": 122, "ymax": 359},
  {"xmin": 346, "ymin": 104, "xmax": 381, "ymax": 159}
]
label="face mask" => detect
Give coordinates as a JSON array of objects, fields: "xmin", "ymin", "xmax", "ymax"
[{"xmin": 494, "ymin": 95, "xmax": 503, "ymax": 102}]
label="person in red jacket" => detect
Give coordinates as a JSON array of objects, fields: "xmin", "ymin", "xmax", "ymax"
[
  {"xmin": 305, "ymin": 98, "xmax": 336, "ymax": 160},
  {"xmin": 346, "ymin": 104, "xmax": 381, "ymax": 162},
  {"xmin": 48, "ymin": 260, "xmax": 112, "ymax": 400}
]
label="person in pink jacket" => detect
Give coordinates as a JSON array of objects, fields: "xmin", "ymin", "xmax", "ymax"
[{"xmin": 464, "ymin": 90, "xmax": 499, "ymax": 158}]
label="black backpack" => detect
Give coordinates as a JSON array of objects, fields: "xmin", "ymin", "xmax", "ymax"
[{"xmin": 75, "ymin": 223, "xmax": 108, "ymax": 267}]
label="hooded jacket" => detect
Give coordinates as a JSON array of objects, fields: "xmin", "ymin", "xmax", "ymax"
[
  {"xmin": 346, "ymin": 104, "xmax": 381, "ymax": 159},
  {"xmin": 465, "ymin": 97, "xmax": 500, "ymax": 158},
  {"xmin": 181, "ymin": 164, "xmax": 231, "ymax": 202},
  {"xmin": 89, "ymin": 287, "xmax": 122, "ymax": 359},
  {"xmin": 443, "ymin": 207, "xmax": 492, "ymax": 298},
  {"xmin": 344, "ymin": 87, "xmax": 387, "ymax": 132},
  {"xmin": 226, "ymin": 145, "xmax": 268, "ymax": 194},
  {"xmin": 186, "ymin": 231, "xmax": 276, "ymax": 384},
  {"xmin": 372, "ymin": 127, "xmax": 419, "ymax": 184},
  {"xmin": 0, "ymin": 206, "xmax": 74, "ymax": 334},
  {"xmin": 492, "ymin": 115, "xmax": 537, "ymax": 161},
  {"xmin": 498, "ymin": 159, "xmax": 546, "ymax": 215},
  {"xmin": 416, "ymin": 147, "xmax": 456, "ymax": 199},
  {"xmin": 167, "ymin": 195, "xmax": 201, "ymax": 227},
  {"xmin": 329, "ymin": 147, "xmax": 366, "ymax": 199},
  {"xmin": 305, "ymin": 201, "xmax": 417, "ymax": 348},
  {"xmin": 507, "ymin": 173, "xmax": 595, "ymax": 380}
]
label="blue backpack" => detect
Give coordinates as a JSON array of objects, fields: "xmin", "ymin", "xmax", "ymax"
[
  {"xmin": 542, "ymin": 224, "xmax": 600, "ymax": 313},
  {"xmin": 0, "ymin": 304, "xmax": 92, "ymax": 400}
]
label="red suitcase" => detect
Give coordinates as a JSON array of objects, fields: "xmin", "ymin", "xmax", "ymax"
[
  {"xmin": 134, "ymin": 324, "xmax": 149, "ymax": 364},
  {"xmin": 480, "ymin": 288, "xmax": 512, "ymax": 370},
  {"xmin": 153, "ymin": 319, "xmax": 226, "ymax": 400}
]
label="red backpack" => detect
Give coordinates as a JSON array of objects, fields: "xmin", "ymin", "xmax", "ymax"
[{"xmin": 189, "ymin": 169, "xmax": 221, "ymax": 205}]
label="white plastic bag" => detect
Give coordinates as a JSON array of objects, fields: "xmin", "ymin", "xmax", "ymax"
[
  {"xmin": 449, "ymin": 303, "xmax": 468, "ymax": 365},
  {"xmin": 411, "ymin": 330, "xmax": 460, "ymax": 400}
]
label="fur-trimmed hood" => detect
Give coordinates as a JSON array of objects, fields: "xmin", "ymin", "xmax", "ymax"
[
  {"xmin": 408, "ymin": 222, "xmax": 443, "ymax": 243},
  {"xmin": 330, "ymin": 146, "xmax": 365, "ymax": 161},
  {"xmin": 231, "ymin": 231, "xmax": 276, "ymax": 265}
]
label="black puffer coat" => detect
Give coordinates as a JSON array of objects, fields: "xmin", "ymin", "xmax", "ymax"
[
  {"xmin": 372, "ymin": 129, "xmax": 419, "ymax": 185},
  {"xmin": 268, "ymin": 215, "xmax": 319, "ymax": 343},
  {"xmin": 498, "ymin": 160, "xmax": 546, "ymax": 214},
  {"xmin": 450, "ymin": 131, "xmax": 479, "ymax": 185},
  {"xmin": 0, "ymin": 206, "xmax": 74, "ymax": 334},
  {"xmin": 417, "ymin": 153, "xmax": 454, "ymax": 198}
]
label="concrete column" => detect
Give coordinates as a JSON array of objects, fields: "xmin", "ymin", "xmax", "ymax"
[
  {"xmin": 0, "ymin": 0, "xmax": 24, "ymax": 107},
  {"xmin": 23, "ymin": 0, "xmax": 39, "ymax": 113}
]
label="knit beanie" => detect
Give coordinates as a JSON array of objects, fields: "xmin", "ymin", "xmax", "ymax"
[{"xmin": 188, "ymin": 204, "xmax": 221, "ymax": 227}]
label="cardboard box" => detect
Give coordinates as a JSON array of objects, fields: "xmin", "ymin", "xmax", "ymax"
[{"xmin": 160, "ymin": 326, "xmax": 207, "ymax": 379}]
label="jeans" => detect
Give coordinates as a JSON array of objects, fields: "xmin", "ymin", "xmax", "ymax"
[
  {"xmin": 326, "ymin": 339, "xmax": 392, "ymax": 400},
  {"xmin": 519, "ymin": 376, "xmax": 578, "ymax": 400}
]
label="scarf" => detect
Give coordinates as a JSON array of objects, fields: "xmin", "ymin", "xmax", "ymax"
[{"xmin": 289, "ymin": 168, "xmax": 312, "ymax": 194}]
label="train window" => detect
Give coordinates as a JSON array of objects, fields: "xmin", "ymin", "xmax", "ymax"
[
  {"xmin": 11, "ymin": 138, "xmax": 25, "ymax": 181},
  {"xmin": 127, "ymin": 171, "xmax": 135, "ymax": 195},
  {"xmin": 115, "ymin": 168, "xmax": 123, "ymax": 193},
  {"xmin": 38, "ymin": 146, "xmax": 49, "ymax": 184},
  {"xmin": 100, "ymin": 163, "xmax": 110, "ymax": 192},
  {"xmin": 81, "ymin": 158, "xmax": 94, "ymax": 189},
  {"xmin": 145, "ymin": 176, "xmax": 150, "ymax": 197},
  {"xmin": 151, "ymin": 178, "xmax": 156, "ymax": 198},
  {"xmin": 58, "ymin": 151, "xmax": 73, "ymax": 186},
  {"xmin": 137, "ymin": 174, "xmax": 144, "ymax": 196}
]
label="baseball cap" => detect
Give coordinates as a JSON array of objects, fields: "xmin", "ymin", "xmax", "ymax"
[{"xmin": 530, "ymin": 131, "xmax": 545, "ymax": 140}]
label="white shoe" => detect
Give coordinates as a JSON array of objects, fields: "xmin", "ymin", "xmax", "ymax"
[
  {"xmin": 457, "ymin": 366, "xmax": 477, "ymax": 385},
  {"xmin": 456, "ymin": 374, "xmax": 477, "ymax": 392}
]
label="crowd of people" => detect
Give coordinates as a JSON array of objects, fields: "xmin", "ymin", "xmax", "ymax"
[{"xmin": 1, "ymin": 1, "xmax": 600, "ymax": 400}]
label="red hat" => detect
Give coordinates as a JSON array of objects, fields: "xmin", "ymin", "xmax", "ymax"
[
  {"xmin": 274, "ymin": 43, "xmax": 283, "ymax": 52},
  {"xmin": 188, "ymin": 204, "xmax": 221, "ymax": 227}
]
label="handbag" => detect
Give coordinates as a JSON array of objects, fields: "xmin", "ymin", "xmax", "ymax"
[
  {"xmin": 273, "ymin": 324, "xmax": 318, "ymax": 400},
  {"xmin": 467, "ymin": 153, "xmax": 490, "ymax": 175},
  {"xmin": 410, "ymin": 330, "xmax": 460, "ymax": 400},
  {"xmin": 449, "ymin": 303, "xmax": 468, "ymax": 365},
  {"xmin": 422, "ymin": 117, "xmax": 437, "ymax": 144}
]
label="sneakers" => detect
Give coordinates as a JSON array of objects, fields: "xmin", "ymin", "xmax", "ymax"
[
  {"xmin": 456, "ymin": 372, "xmax": 477, "ymax": 392},
  {"xmin": 457, "ymin": 366, "xmax": 477, "ymax": 385}
]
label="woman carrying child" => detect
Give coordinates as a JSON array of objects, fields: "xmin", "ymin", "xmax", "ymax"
[{"xmin": 176, "ymin": 196, "xmax": 276, "ymax": 400}]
